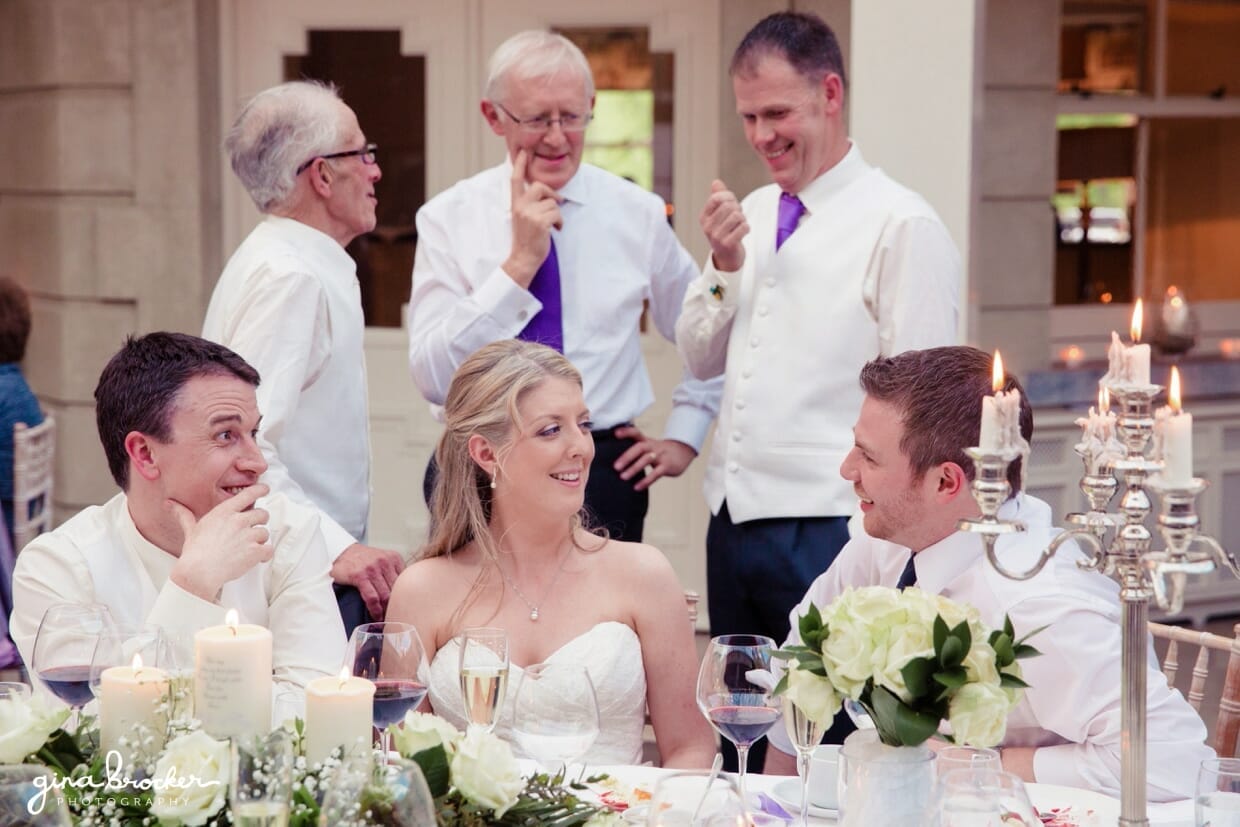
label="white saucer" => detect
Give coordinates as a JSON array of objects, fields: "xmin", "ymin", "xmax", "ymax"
[{"xmin": 769, "ymin": 778, "xmax": 839, "ymax": 819}]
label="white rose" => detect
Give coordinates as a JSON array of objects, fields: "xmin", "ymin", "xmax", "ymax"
[
  {"xmin": 875, "ymin": 620, "xmax": 935, "ymax": 702},
  {"xmin": 0, "ymin": 692, "xmax": 69, "ymax": 764},
  {"xmin": 820, "ymin": 587, "xmax": 909, "ymax": 698},
  {"xmin": 947, "ymin": 682, "xmax": 1010, "ymax": 748},
  {"xmin": 149, "ymin": 729, "xmax": 229, "ymax": 826},
  {"xmin": 392, "ymin": 710, "xmax": 462, "ymax": 757},
  {"xmin": 785, "ymin": 662, "xmax": 841, "ymax": 725},
  {"xmin": 450, "ymin": 727, "xmax": 524, "ymax": 816}
]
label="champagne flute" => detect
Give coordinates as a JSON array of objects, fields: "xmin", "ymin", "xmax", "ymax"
[
  {"xmin": 231, "ymin": 730, "xmax": 294, "ymax": 827},
  {"xmin": 782, "ymin": 695, "xmax": 827, "ymax": 827},
  {"xmin": 31, "ymin": 602, "xmax": 114, "ymax": 729},
  {"xmin": 344, "ymin": 622, "xmax": 427, "ymax": 763},
  {"xmin": 511, "ymin": 663, "xmax": 600, "ymax": 772},
  {"xmin": 457, "ymin": 627, "xmax": 508, "ymax": 734},
  {"xmin": 696, "ymin": 634, "xmax": 779, "ymax": 806}
]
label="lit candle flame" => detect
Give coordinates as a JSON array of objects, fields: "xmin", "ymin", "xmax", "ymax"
[
  {"xmin": 1167, "ymin": 285, "xmax": 1179, "ymax": 298},
  {"xmin": 338, "ymin": 666, "xmax": 351, "ymax": 688},
  {"xmin": 1131, "ymin": 299, "xmax": 1144, "ymax": 343},
  {"xmin": 1098, "ymin": 386, "xmax": 1110, "ymax": 414},
  {"xmin": 131, "ymin": 653, "xmax": 144, "ymax": 671},
  {"xmin": 992, "ymin": 351, "xmax": 1004, "ymax": 393},
  {"xmin": 225, "ymin": 608, "xmax": 240, "ymax": 635},
  {"xmin": 1169, "ymin": 366, "xmax": 1182, "ymax": 413}
]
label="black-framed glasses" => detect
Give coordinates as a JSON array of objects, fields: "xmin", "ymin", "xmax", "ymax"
[
  {"xmin": 494, "ymin": 102, "xmax": 592, "ymax": 135},
  {"xmin": 296, "ymin": 142, "xmax": 378, "ymax": 175}
]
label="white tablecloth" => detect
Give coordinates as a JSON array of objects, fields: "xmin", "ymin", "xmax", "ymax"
[{"xmin": 587, "ymin": 765, "xmax": 1195, "ymax": 827}]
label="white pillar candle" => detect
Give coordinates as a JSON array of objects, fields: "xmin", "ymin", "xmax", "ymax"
[
  {"xmin": 305, "ymin": 668, "xmax": 376, "ymax": 765},
  {"xmin": 100, "ymin": 655, "xmax": 169, "ymax": 766},
  {"xmin": 979, "ymin": 351, "xmax": 1005, "ymax": 452},
  {"xmin": 194, "ymin": 610, "xmax": 272, "ymax": 741},
  {"xmin": 1128, "ymin": 299, "xmax": 1150, "ymax": 385},
  {"xmin": 1157, "ymin": 367, "xmax": 1194, "ymax": 486}
]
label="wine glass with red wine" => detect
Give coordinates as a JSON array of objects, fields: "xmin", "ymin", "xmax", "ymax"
[
  {"xmin": 32, "ymin": 602, "xmax": 115, "ymax": 730},
  {"xmin": 344, "ymin": 622, "xmax": 428, "ymax": 763},
  {"xmin": 696, "ymin": 634, "xmax": 779, "ymax": 805}
]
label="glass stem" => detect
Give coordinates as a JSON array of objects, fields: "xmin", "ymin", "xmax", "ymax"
[
  {"xmin": 736, "ymin": 743, "xmax": 750, "ymax": 807},
  {"xmin": 378, "ymin": 726, "xmax": 391, "ymax": 766},
  {"xmin": 797, "ymin": 748, "xmax": 812, "ymax": 827}
]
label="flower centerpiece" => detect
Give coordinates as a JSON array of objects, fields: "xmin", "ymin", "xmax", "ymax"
[
  {"xmin": 774, "ymin": 586, "xmax": 1041, "ymax": 825},
  {"xmin": 0, "ymin": 690, "xmax": 618, "ymax": 826}
]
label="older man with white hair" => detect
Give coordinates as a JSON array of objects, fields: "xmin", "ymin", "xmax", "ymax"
[
  {"xmin": 203, "ymin": 81, "xmax": 403, "ymax": 629},
  {"xmin": 408, "ymin": 31, "xmax": 721, "ymax": 542}
]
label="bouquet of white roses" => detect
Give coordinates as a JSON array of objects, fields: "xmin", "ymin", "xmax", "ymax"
[{"xmin": 774, "ymin": 586, "xmax": 1042, "ymax": 748}]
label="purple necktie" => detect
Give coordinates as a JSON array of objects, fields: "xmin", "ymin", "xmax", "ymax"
[
  {"xmin": 775, "ymin": 192, "xmax": 807, "ymax": 251},
  {"xmin": 517, "ymin": 238, "xmax": 564, "ymax": 352}
]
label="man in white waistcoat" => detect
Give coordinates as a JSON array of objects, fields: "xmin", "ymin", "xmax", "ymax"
[
  {"xmin": 203, "ymin": 81, "xmax": 402, "ymax": 628},
  {"xmin": 11, "ymin": 332, "xmax": 345, "ymax": 693}
]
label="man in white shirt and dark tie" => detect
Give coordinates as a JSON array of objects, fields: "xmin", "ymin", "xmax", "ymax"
[
  {"xmin": 676, "ymin": 10, "xmax": 961, "ymax": 733},
  {"xmin": 408, "ymin": 30, "xmax": 722, "ymax": 541}
]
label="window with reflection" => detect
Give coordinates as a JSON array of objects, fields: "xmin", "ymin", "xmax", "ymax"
[{"xmin": 285, "ymin": 30, "xmax": 426, "ymax": 328}]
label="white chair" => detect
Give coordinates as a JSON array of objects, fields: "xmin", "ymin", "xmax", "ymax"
[
  {"xmin": 1149, "ymin": 620, "xmax": 1240, "ymax": 758},
  {"xmin": 12, "ymin": 415, "xmax": 55, "ymax": 551}
]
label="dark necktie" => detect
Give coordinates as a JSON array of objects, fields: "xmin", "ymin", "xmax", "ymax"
[
  {"xmin": 896, "ymin": 554, "xmax": 918, "ymax": 590},
  {"xmin": 775, "ymin": 193, "xmax": 807, "ymax": 251},
  {"xmin": 517, "ymin": 238, "xmax": 564, "ymax": 352}
]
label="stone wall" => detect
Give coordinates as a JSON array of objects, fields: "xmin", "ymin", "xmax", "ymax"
[{"xmin": 0, "ymin": 0, "xmax": 220, "ymax": 519}]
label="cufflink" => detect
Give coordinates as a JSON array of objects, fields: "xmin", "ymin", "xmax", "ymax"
[{"xmin": 709, "ymin": 284, "xmax": 725, "ymax": 301}]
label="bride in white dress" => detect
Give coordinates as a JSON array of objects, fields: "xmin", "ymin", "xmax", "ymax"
[{"xmin": 388, "ymin": 340, "xmax": 715, "ymax": 768}]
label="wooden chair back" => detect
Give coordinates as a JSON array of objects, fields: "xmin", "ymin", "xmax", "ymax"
[
  {"xmin": 1149, "ymin": 620, "xmax": 1240, "ymax": 758},
  {"xmin": 12, "ymin": 415, "xmax": 55, "ymax": 551}
]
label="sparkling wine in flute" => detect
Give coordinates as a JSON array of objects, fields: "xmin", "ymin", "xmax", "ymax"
[
  {"xmin": 231, "ymin": 801, "xmax": 290, "ymax": 827},
  {"xmin": 460, "ymin": 665, "xmax": 507, "ymax": 731},
  {"xmin": 707, "ymin": 705, "xmax": 781, "ymax": 746},
  {"xmin": 785, "ymin": 701, "xmax": 827, "ymax": 750}
]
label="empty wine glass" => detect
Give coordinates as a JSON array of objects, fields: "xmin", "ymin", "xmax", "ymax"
[
  {"xmin": 1197, "ymin": 757, "xmax": 1240, "ymax": 827},
  {"xmin": 696, "ymin": 635, "xmax": 779, "ymax": 805},
  {"xmin": 935, "ymin": 746, "xmax": 1002, "ymax": 777},
  {"xmin": 89, "ymin": 624, "xmax": 175, "ymax": 766},
  {"xmin": 511, "ymin": 662, "xmax": 600, "ymax": 771},
  {"xmin": 458, "ymin": 627, "xmax": 508, "ymax": 734},
  {"xmin": 647, "ymin": 771, "xmax": 747, "ymax": 827},
  {"xmin": 0, "ymin": 682, "xmax": 31, "ymax": 703},
  {"xmin": 933, "ymin": 767, "xmax": 1040, "ymax": 827},
  {"xmin": 31, "ymin": 602, "xmax": 114, "ymax": 729},
  {"xmin": 0, "ymin": 765, "xmax": 71, "ymax": 826},
  {"xmin": 782, "ymin": 694, "xmax": 827, "ymax": 827},
  {"xmin": 319, "ymin": 753, "xmax": 436, "ymax": 827},
  {"xmin": 344, "ymin": 622, "xmax": 428, "ymax": 763}
]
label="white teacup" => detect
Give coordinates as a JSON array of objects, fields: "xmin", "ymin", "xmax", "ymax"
[{"xmin": 807, "ymin": 744, "xmax": 841, "ymax": 810}]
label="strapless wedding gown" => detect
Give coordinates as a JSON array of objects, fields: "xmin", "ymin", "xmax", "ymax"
[{"xmin": 427, "ymin": 621, "xmax": 647, "ymax": 764}]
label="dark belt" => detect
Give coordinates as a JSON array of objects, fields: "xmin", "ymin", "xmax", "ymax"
[{"xmin": 592, "ymin": 423, "xmax": 634, "ymax": 442}]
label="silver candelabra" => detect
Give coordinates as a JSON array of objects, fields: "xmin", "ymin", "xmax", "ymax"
[{"xmin": 958, "ymin": 381, "xmax": 1239, "ymax": 827}]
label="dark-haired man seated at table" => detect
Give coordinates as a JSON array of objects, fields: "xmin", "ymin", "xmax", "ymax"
[
  {"xmin": 763, "ymin": 346, "xmax": 1211, "ymax": 801},
  {"xmin": 10, "ymin": 332, "xmax": 344, "ymax": 693}
]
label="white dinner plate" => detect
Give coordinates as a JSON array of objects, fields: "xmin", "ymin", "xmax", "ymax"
[
  {"xmin": 1027, "ymin": 784, "xmax": 1120, "ymax": 826},
  {"xmin": 769, "ymin": 778, "xmax": 839, "ymax": 819}
]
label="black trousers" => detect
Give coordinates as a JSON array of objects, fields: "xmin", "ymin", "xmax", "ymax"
[{"xmin": 422, "ymin": 426, "xmax": 649, "ymax": 542}]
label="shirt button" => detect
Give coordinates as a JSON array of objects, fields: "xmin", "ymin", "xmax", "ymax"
[
  {"xmin": 517, "ymin": 310, "xmax": 529, "ymax": 321},
  {"xmin": 742, "ymin": 368, "xmax": 752, "ymax": 379},
  {"xmin": 728, "ymin": 462, "xmax": 739, "ymax": 473},
  {"xmin": 731, "ymin": 432, "xmax": 742, "ymax": 442},
  {"xmin": 758, "ymin": 306, "xmax": 769, "ymax": 317},
  {"xmin": 735, "ymin": 399, "xmax": 746, "ymax": 410},
  {"xmin": 750, "ymin": 337, "xmax": 760, "ymax": 347},
  {"xmin": 765, "ymin": 278, "xmax": 776, "ymax": 288}
]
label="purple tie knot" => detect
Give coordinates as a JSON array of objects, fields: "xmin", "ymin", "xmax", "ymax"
[{"xmin": 776, "ymin": 193, "xmax": 806, "ymax": 251}]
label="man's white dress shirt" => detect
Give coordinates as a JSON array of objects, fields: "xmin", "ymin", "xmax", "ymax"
[
  {"xmin": 768, "ymin": 495, "xmax": 1211, "ymax": 801},
  {"xmin": 676, "ymin": 144, "xmax": 960, "ymax": 522},
  {"xmin": 203, "ymin": 216, "xmax": 370, "ymax": 559},
  {"xmin": 409, "ymin": 161, "xmax": 721, "ymax": 450},
  {"xmin": 11, "ymin": 493, "xmax": 346, "ymax": 693}
]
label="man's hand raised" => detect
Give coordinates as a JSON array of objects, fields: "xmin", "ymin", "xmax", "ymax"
[
  {"xmin": 331, "ymin": 544, "xmax": 405, "ymax": 620},
  {"xmin": 700, "ymin": 179, "xmax": 748, "ymax": 272},
  {"xmin": 168, "ymin": 484, "xmax": 273, "ymax": 602},
  {"xmin": 502, "ymin": 149, "xmax": 564, "ymax": 288}
]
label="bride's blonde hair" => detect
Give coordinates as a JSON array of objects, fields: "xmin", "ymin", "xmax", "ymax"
[{"xmin": 421, "ymin": 340, "xmax": 600, "ymax": 625}]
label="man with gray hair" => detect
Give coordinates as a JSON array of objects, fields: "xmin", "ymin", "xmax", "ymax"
[
  {"xmin": 408, "ymin": 31, "xmax": 721, "ymax": 542},
  {"xmin": 203, "ymin": 81, "xmax": 403, "ymax": 628}
]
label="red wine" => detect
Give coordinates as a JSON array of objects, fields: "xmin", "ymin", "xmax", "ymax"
[
  {"xmin": 39, "ymin": 665, "xmax": 93, "ymax": 707},
  {"xmin": 708, "ymin": 705, "xmax": 780, "ymax": 746},
  {"xmin": 372, "ymin": 679, "xmax": 428, "ymax": 728}
]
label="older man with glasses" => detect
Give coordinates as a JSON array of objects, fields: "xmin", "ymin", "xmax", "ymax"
[
  {"xmin": 202, "ymin": 81, "xmax": 403, "ymax": 632},
  {"xmin": 408, "ymin": 30, "xmax": 721, "ymax": 542}
]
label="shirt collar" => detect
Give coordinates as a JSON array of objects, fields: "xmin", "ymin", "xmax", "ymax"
[
  {"xmin": 262, "ymin": 215, "xmax": 358, "ymax": 274},
  {"xmin": 793, "ymin": 141, "xmax": 868, "ymax": 216},
  {"xmin": 911, "ymin": 494, "xmax": 1027, "ymax": 595}
]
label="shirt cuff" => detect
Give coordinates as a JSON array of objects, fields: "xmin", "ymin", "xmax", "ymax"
[
  {"xmin": 318, "ymin": 514, "xmax": 358, "ymax": 562},
  {"xmin": 700, "ymin": 260, "xmax": 740, "ymax": 311},
  {"xmin": 473, "ymin": 265, "xmax": 543, "ymax": 333},
  {"xmin": 662, "ymin": 405, "xmax": 714, "ymax": 454},
  {"xmin": 1030, "ymin": 743, "xmax": 1081, "ymax": 788}
]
